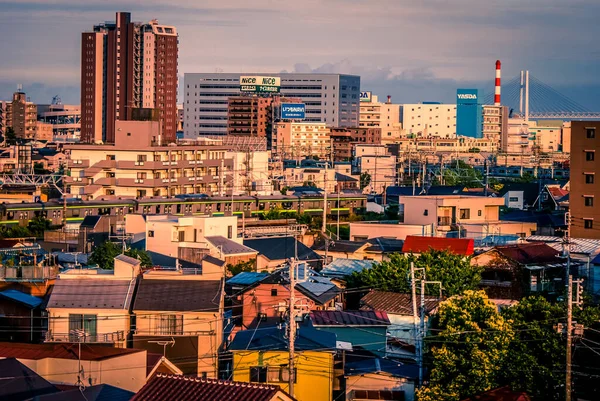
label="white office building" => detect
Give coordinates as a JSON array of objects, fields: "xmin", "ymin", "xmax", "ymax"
[
  {"xmin": 401, "ymin": 103, "xmax": 457, "ymax": 138},
  {"xmin": 183, "ymin": 73, "xmax": 360, "ymax": 137},
  {"xmin": 359, "ymin": 94, "xmax": 402, "ymax": 143}
]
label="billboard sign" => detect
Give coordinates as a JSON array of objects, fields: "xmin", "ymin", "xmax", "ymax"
[
  {"xmin": 281, "ymin": 103, "xmax": 306, "ymax": 120},
  {"xmin": 240, "ymin": 76, "xmax": 281, "ymax": 93},
  {"xmin": 359, "ymin": 91, "xmax": 372, "ymax": 102},
  {"xmin": 456, "ymin": 89, "xmax": 480, "ymax": 104}
]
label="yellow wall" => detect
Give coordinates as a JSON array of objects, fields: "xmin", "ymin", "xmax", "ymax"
[{"xmin": 232, "ymin": 350, "xmax": 334, "ymax": 401}]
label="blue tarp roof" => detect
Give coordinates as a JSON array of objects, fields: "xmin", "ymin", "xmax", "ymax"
[{"xmin": 0, "ymin": 289, "xmax": 43, "ymax": 308}]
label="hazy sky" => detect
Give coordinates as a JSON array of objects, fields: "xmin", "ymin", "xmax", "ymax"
[{"xmin": 1, "ymin": 0, "xmax": 599, "ymax": 109}]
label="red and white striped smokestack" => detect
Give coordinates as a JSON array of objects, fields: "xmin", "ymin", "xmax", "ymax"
[{"xmin": 494, "ymin": 60, "xmax": 501, "ymax": 106}]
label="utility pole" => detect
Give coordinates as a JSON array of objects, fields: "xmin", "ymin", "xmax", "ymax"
[
  {"xmin": 219, "ymin": 158, "xmax": 224, "ymax": 197},
  {"xmin": 410, "ymin": 262, "xmax": 419, "ymax": 383},
  {"xmin": 566, "ymin": 274, "xmax": 573, "ymax": 401},
  {"xmin": 288, "ymin": 257, "xmax": 296, "ymax": 398},
  {"xmin": 322, "ymin": 162, "xmax": 329, "ymax": 261}
]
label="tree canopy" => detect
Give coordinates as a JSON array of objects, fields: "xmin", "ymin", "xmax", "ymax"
[
  {"xmin": 345, "ymin": 250, "xmax": 482, "ymax": 297},
  {"xmin": 89, "ymin": 241, "xmax": 153, "ymax": 270}
]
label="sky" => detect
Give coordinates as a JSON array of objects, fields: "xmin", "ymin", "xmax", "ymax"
[{"xmin": 1, "ymin": 0, "xmax": 599, "ymax": 110}]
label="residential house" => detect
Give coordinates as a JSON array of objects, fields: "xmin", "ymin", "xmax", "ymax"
[
  {"xmin": 320, "ymin": 259, "xmax": 376, "ymax": 281},
  {"xmin": 310, "ymin": 310, "xmax": 391, "ymax": 356},
  {"xmin": 45, "ymin": 255, "xmax": 141, "ymax": 347},
  {"xmin": 0, "ymin": 289, "xmax": 44, "ymax": 343},
  {"xmin": 471, "ymin": 243, "xmax": 569, "ymax": 299},
  {"xmin": 349, "ymin": 221, "xmax": 434, "ymax": 242},
  {"xmin": 244, "ymin": 236, "xmax": 323, "ymax": 271},
  {"xmin": 498, "ymin": 183, "xmax": 540, "ymax": 210},
  {"xmin": 344, "ymin": 357, "xmax": 419, "ymax": 401},
  {"xmin": 360, "ymin": 290, "xmax": 442, "ymax": 360},
  {"xmin": 132, "ymin": 276, "xmax": 223, "ymax": 377},
  {"xmin": 205, "ymin": 235, "xmax": 258, "ymax": 266},
  {"xmin": 533, "ymin": 183, "xmax": 570, "ymax": 211},
  {"xmin": 132, "ymin": 374, "xmax": 294, "ymax": 401},
  {"xmin": 312, "ymin": 239, "xmax": 373, "ymax": 261},
  {"xmin": 402, "ymin": 236, "xmax": 474, "ymax": 256},
  {"xmin": 226, "ymin": 271, "xmax": 270, "ymax": 295},
  {"xmin": 0, "ymin": 342, "xmax": 178, "ymax": 392},
  {"xmin": 234, "ymin": 270, "xmax": 341, "ymax": 329},
  {"xmin": 228, "ymin": 325, "xmax": 337, "ymax": 401}
]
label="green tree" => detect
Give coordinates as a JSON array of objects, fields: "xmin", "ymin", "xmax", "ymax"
[
  {"xmin": 27, "ymin": 216, "xmax": 52, "ymax": 238},
  {"xmin": 360, "ymin": 172, "xmax": 371, "ymax": 190},
  {"xmin": 89, "ymin": 241, "xmax": 152, "ymax": 270},
  {"xmin": 263, "ymin": 207, "xmax": 282, "ymax": 220},
  {"xmin": 417, "ymin": 290, "xmax": 514, "ymax": 401},
  {"xmin": 500, "ymin": 296, "xmax": 565, "ymax": 400},
  {"xmin": 227, "ymin": 259, "xmax": 256, "ymax": 276},
  {"xmin": 345, "ymin": 250, "xmax": 482, "ymax": 297}
]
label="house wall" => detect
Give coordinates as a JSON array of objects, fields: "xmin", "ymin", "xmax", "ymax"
[
  {"xmin": 349, "ymin": 222, "xmax": 433, "ymax": 241},
  {"xmin": 134, "ymin": 309, "xmax": 222, "ymax": 378},
  {"xmin": 233, "ymin": 350, "xmax": 334, "ymax": 401},
  {"xmin": 241, "ymin": 283, "xmax": 314, "ymax": 328},
  {"xmin": 19, "ymin": 351, "xmax": 147, "ymax": 392},
  {"xmin": 46, "ymin": 308, "xmax": 130, "ymax": 348},
  {"xmin": 346, "ymin": 373, "xmax": 415, "ymax": 401},
  {"xmin": 402, "ymin": 196, "xmax": 504, "ymax": 226},
  {"xmin": 503, "ymin": 191, "xmax": 524, "ymax": 210}
]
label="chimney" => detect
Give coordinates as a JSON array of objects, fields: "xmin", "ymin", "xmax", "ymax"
[
  {"xmin": 494, "ymin": 60, "xmax": 501, "ymax": 106},
  {"xmin": 387, "ymin": 95, "xmax": 391, "ymax": 104}
]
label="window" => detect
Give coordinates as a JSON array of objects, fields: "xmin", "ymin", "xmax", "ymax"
[
  {"xmin": 250, "ymin": 366, "xmax": 295, "ymax": 383},
  {"xmin": 271, "ymin": 288, "xmax": 278, "ymax": 296},
  {"xmin": 509, "ymin": 197, "xmax": 519, "ymax": 202},
  {"xmin": 69, "ymin": 314, "xmax": 97, "ymax": 341},
  {"xmin": 154, "ymin": 314, "xmax": 183, "ymax": 335},
  {"xmin": 250, "ymin": 367, "xmax": 267, "ymax": 383},
  {"xmin": 178, "ymin": 230, "xmax": 185, "ymax": 242},
  {"xmin": 228, "ymin": 225, "xmax": 233, "ymax": 239},
  {"xmin": 478, "ymin": 210, "xmax": 482, "ymax": 217},
  {"xmin": 587, "ymin": 128, "xmax": 596, "ymax": 138},
  {"xmin": 585, "ymin": 196, "xmax": 594, "ymax": 207},
  {"xmin": 585, "ymin": 174, "xmax": 595, "ymax": 184},
  {"xmin": 137, "ymin": 155, "xmax": 147, "ymax": 162},
  {"xmin": 586, "ymin": 151, "xmax": 595, "ymax": 161},
  {"xmin": 423, "ymin": 209, "xmax": 428, "ymax": 216},
  {"xmin": 137, "ymin": 172, "xmax": 147, "ymax": 179},
  {"xmin": 460, "ymin": 209, "xmax": 470, "ymax": 220},
  {"xmin": 584, "ymin": 219, "xmax": 594, "ymax": 230},
  {"xmin": 148, "ymin": 230, "xmax": 155, "ymax": 237}
]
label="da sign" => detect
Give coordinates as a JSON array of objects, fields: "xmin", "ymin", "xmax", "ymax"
[
  {"xmin": 359, "ymin": 91, "xmax": 372, "ymax": 102},
  {"xmin": 281, "ymin": 103, "xmax": 306, "ymax": 120},
  {"xmin": 240, "ymin": 76, "xmax": 281, "ymax": 93}
]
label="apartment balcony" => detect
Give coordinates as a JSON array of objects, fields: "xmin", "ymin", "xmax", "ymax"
[
  {"xmin": 67, "ymin": 159, "xmax": 90, "ymax": 168},
  {"xmin": 94, "ymin": 177, "xmax": 116, "ymax": 186},
  {"xmin": 45, "ymin": 330, "xmax": 125, "ymax": 344},
  {"xmin": 92, "ymin": 160, "xmax": 117, "ymax": 169}
]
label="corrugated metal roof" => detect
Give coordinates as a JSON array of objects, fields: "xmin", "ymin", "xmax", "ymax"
[
  {"xmin": 227, "ymin": 272, "xmax": 269, "ymax": 286},
  {"xmin": 527, "ymin": 235, "xmax": 600, "ymax": 256},
  {"xmin": 47, "ymin": 279, "xmax": 135, "ymax": 310},
  {"xmin": 205, "ymin": 236, "xmax": 258, "ymax": 255},
  {"xmin": 229, "ymin": 326, "xmax": 336, "ymax": 352},
  {"xmin": 114, "ymin": 254, "xmax": 141, "ymax": 265},
  {"xmin": 0, "ymin": 289, "xmax": 43, "ymax": 308},
  {"xmin": 360, "ymin": 291, "xmax": 442, "ymax": 316},
  {"xmin": 310, "ymin": 310, "xmax": 390, "ymax": 326},
  {"xmin": 403, "ymin": 236, "xmax": 474, "ymax": 256},
  {"xmin": 132, "ymin": 374, "xmax": 291, "ymax": 401},
  {"xmin": 133, "ymin": 279, "xmax": 221, "ymax": 312},
  {"xmin": 321, "ymin": 259, "xmax": 375, "ymax": 278}
]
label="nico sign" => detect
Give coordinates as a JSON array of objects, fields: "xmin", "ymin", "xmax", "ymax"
[
  {"xmin": 240, "ymin": 76, "xmax": 281, "ymax": 93},
  {"xmin": 281, "ymin": 103, "xmax": 306, "ymax": 119},
  {"xmin": 360, "ymin": 91, "xmax": 372, "ymax": 102}
]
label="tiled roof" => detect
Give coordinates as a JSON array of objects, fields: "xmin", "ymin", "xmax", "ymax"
[
  {"xmin": 310, "ymin": 310, "xmax": 390, "ymax": 326},
  {"xmin": 134, "ymin": 279, "xmax": 221, "ymax": 312},
  {"xmin": 0, "ymin": 358, "xmax": 59, "ymax": 400},
  {"xmin": 494, "ymin": 243, "xmax": 563, "ymax": 264},
  {"xmin": 0, "ymin": 289, "xmax": 43, "ymax": 308},
  {"xmin": 205, "ymin": 236, "xmax": 258, "ymax": 255},
  {"xmin": 227, "ymin": 272, "xmax": 269, "ymax": 286},
  {"xmin": 0, "ymin": 342, "xmax": 142, "ymax": 361},
  {"xmin": 402, "ymin": 236, "xmax": 474, "ymax": 256},
  {"xmin": 229, "ymin": 325, "xmax": 336, "ymax": 352},
  {"xmin": 360, "ymin": 291, "xmax": 442, "ymax": 316},
  {"xmin": 244, "ymin": 236, "xmax": 322, "ymax": 262},
  {"xmin": 321, "ymin": 259, "xmax": 375, "ymax": 278},
  {"xmin": 47, "ymin": 279, "xmax": 135, "ymax": 309},
  {"xmin": 132, "ymin": 374, "xmax": 291, "ymax": 401}
]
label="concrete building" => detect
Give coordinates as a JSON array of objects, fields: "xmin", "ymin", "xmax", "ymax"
[
  {"xmin": 570, "ymin": 121, "xmax": 600, "ymax": 239},
  {"xmin": 330, "ymin": 127, "xmax": 382, "ymax": 161},
  {"xmin": 0, "ymin": 90, "xmax": 38, "ymax": 141},
  {"xmin": 65, "ymin": 121, "xmax": 236, "ymax": 199},
  {"xmin": 359, "ymin": 94, "xmax": 402, "ymax": 142},
  {"xmin": 400, "ymin": 103, "xmax": 456, "ymax": 138},
  {"xmin": 34, "ymin": 122, "xmax": 53, "ymax": 142},
  {"xmin": 272, "ymin": 122, "xmax": 330, "ymax": 160},
  {"xmin": 81, "ymin": 12, "xmax": 178, "ymax": 144},
  {"xmin": 456, "ymin": 89, "xmax": 483, "ymax": 138},
  {"xmin": 395, "ymin": 136, "xmax": 497, "ymax": 154},
  {"xmin": 38, "ymin": 103, "xmax": 81, "ymax": 142},
  {"xmin": 227, "ymin": 96, "xmax": 273, "ymax": 137},
  {"xmin": 353, "ymin": 144, "xmax": 397, "ymax": 194},
  {"xmin": 183, "ymin": 73, "xmax": 360, "ymax": 137},
  {"xmin": 482, "ymin": 105, "xmax": 508, "ymax": 145}
]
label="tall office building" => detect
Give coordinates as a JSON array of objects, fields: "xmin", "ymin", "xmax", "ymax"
[
  {"xmin": 0, "ymin": 90, "xmax": 38, "ymax": 141},
  {"xmin": 183, "ymin": 73, "xmax": 360, "ymax": 137},
  {"xmin": 81, "ymin": 12, "xmax": 178, "ymax": 144},
  {"xmin": 570, "ymin": 121, "xmax": 600, "ymax": 239}
]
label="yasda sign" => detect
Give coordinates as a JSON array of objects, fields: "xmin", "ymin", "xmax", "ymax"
[
  {"xmin": 457, "ymin": 89, "xmax": 479, "ymax": 103},
  {"xmin": 281, "ymin": 103, "xmax": 306, "ymax": 119},
  {"xmin": 457, "ymin": 94, "xmax": 477, "ymax": 100}
]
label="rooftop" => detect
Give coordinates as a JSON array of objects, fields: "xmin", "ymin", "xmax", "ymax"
[
  {"xmin": 493, "ymin": 242, "xmax": 564, "ymax": 265},
  {"xmin": 133, "ymin": 279, "xmax": 221, "ymax": 312},
  {"xmin": 320, "ymin": 259, "xmax": 375, "ymax": 278},
  {"xmin": 0, "ymin": 358, "xmax": 59, "ymax": 400},
  {"xmin": 227, "ymin": 271, "xmax": 270, "ymax": 286},
  {"xmin": 310, "ymin": 310, "xmax": 390, "ymax": 326},
  {"xmin": 205, "ymin": 236, "xmax": 257, "ymax": 255},
  {"xmin": 132, "ymin": 374, "xmax": 292, "ymax": 401},
  {"xmin": 47, "ymin": 279, "xmax": 135, "ymax": 309},
  {"xmin": 244, "ymin": 236, "xmax": 322, "ymax": 262},
  {"xmin": 402, "ymin": 236, "xmax": 474, "ymax": 256},
  {"xmin": 0, "ymin": 342, "xmax": 142, "ymax": 361},
  {"xmin": 229, "ymin": 325, "xmax": 336, "ymax": 352},
  {"xmin": 360, "ymin": 291, "xmax": 442, "ymax": 316},
  {"xmin": 0, "ymin": 289, "xmax": 43, "ymax": 308}
]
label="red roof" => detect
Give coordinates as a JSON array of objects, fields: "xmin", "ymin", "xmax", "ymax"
[
  {"xmin": 402, "ymin": 236, "xmax": 474, "ymax": 256},
  {"xmin": 310, "ymin": 310, "xmax": 390, "ymax": 326},
  {"xmin": 494, "ymin": 243, "xmax": 563, "ymax": 264},
  {"xmin": 0, "ymin": 342, "xmax": 142, "ymax": 361},
  {"xmin": 132, "ymin": 374, "xmax": 293, "ymax": 401}
]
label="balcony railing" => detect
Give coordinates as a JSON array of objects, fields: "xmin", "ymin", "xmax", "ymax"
[
  {"xmin": 45, "ymin": 330, "xmax": 125, "ymax": 344},
  {"xmin": 438, "ymin": 217, "xmax": 455, "ymax": 226}
]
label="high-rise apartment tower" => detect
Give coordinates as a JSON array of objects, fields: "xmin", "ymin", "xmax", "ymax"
[{"xmin": 81, "ymin": 12, "xmax": 178, "ymax": 144}]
